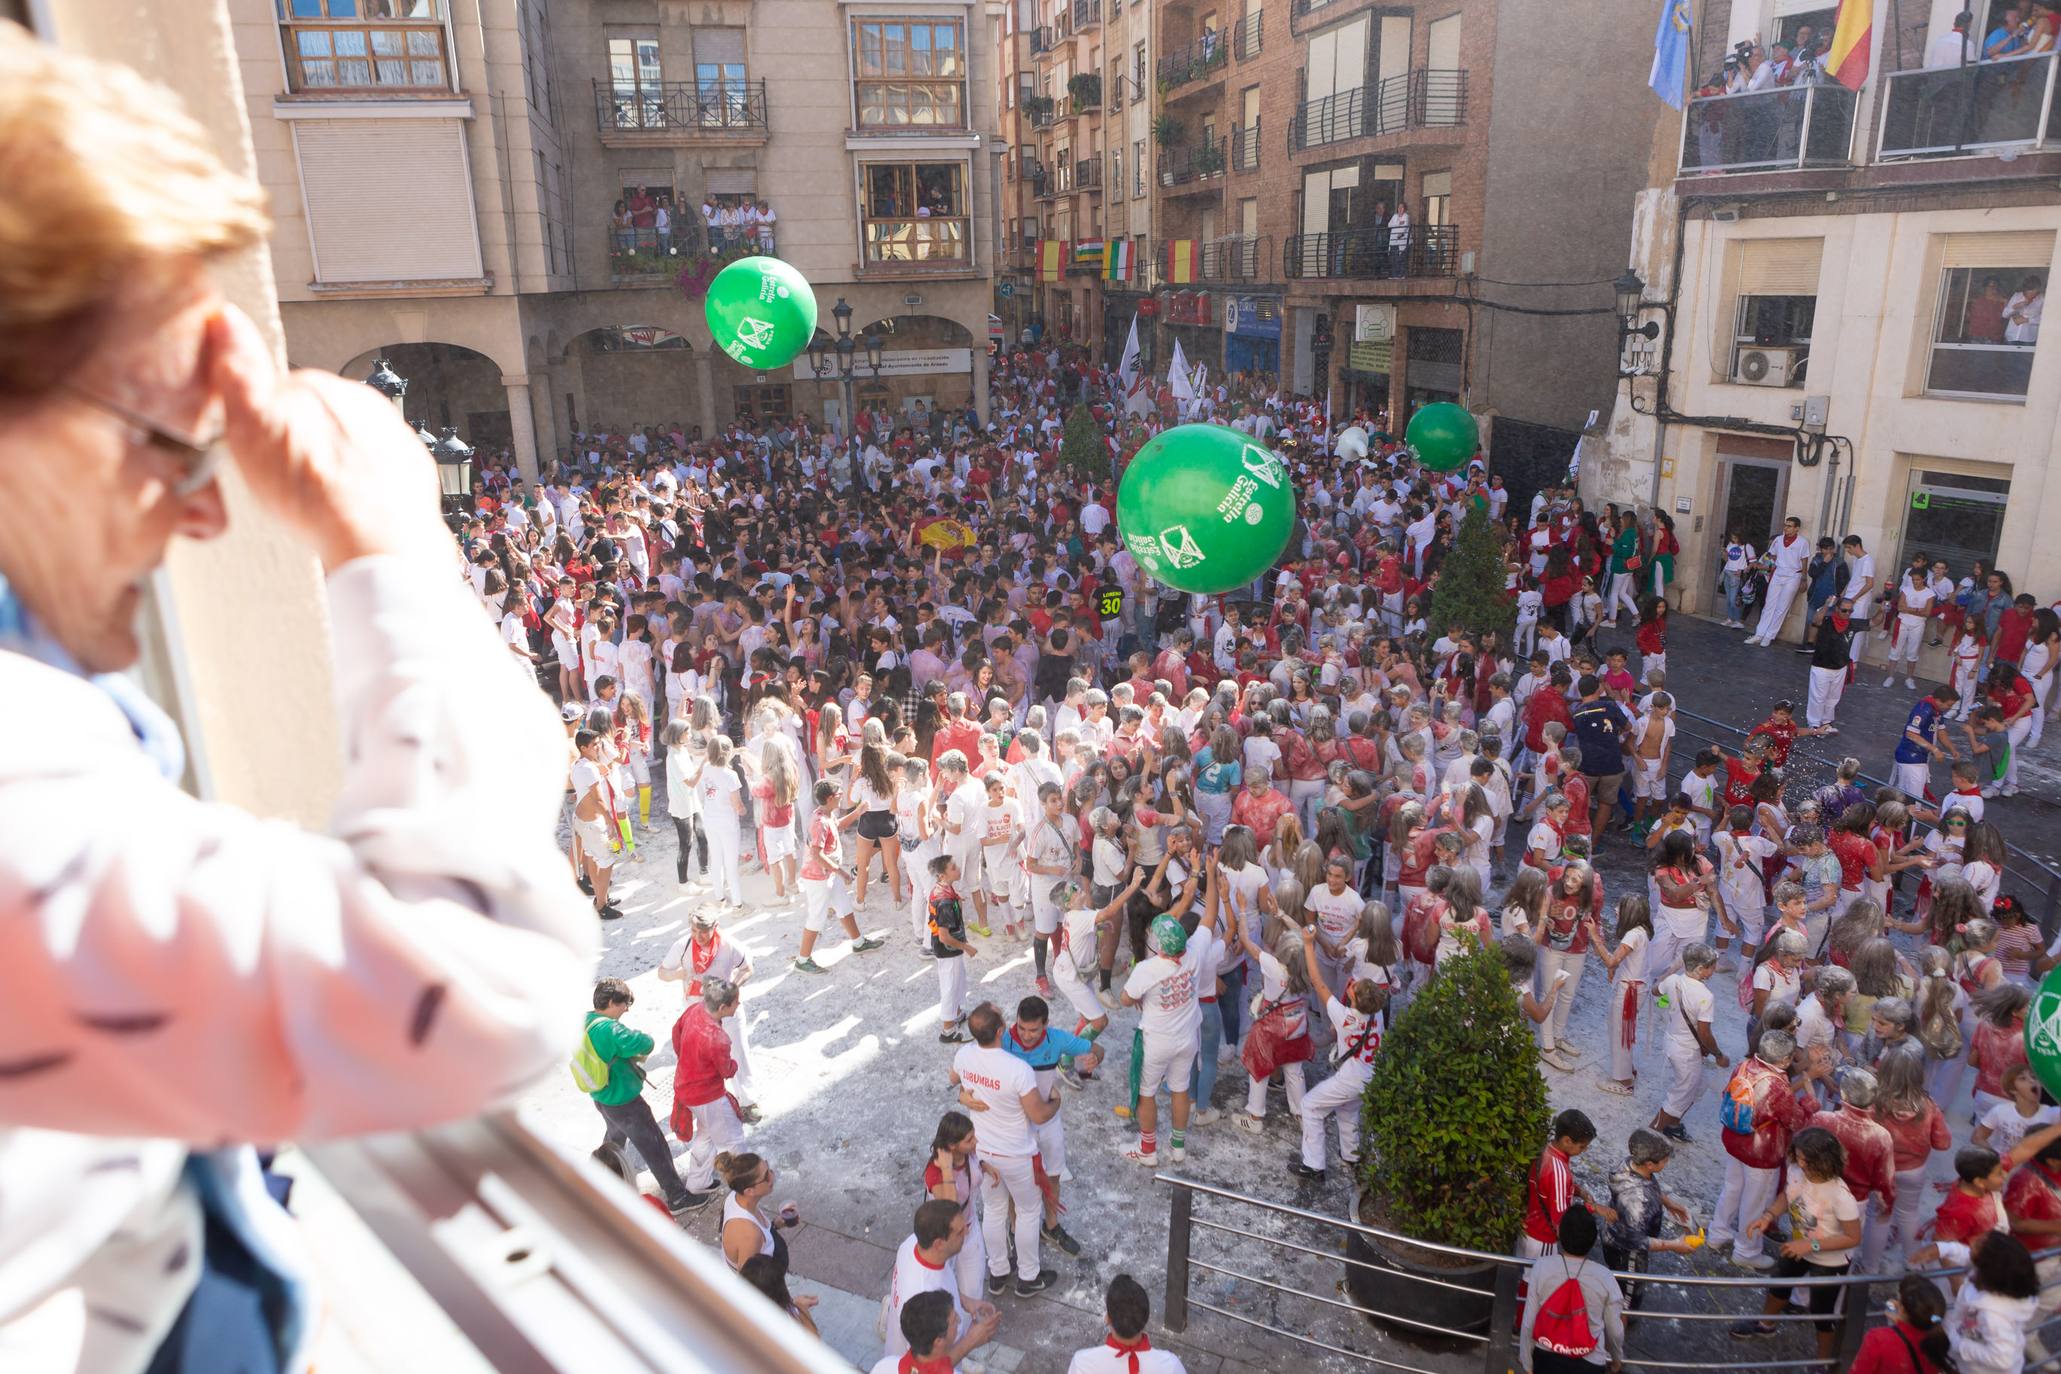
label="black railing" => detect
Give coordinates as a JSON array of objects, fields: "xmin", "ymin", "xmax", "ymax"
[
  {"xmin": 1282, "ymin": 224, "xmax": 1458, "ymax": 279},
  {"xmin": 1157, "ymin": 33, "xmax": 1230, "ymax": 89},
  {"xmin": 1878, "ymin": 50, "xmax": 2058, "ymax": 159},
  {"xmin": 1074, "ymin": 157, "xmax": 1103, "ymax": 189},
  {"xmin": 1289, "ymin": 68, "xmax": 1466, "ymax": 151},
  {"xmin": 593, "ymin": 79, "xmax": 769, "ymax": 134},
  {"xmin": 1234, "ymin": 10, "xmax": 1263, "ymax": 60},
  {"xmin": 1073, "ymin": 0, "xmax": 1101, "ymax": 29},
  {"xmin": 1680, "ymin": 82, "xmax": 1859, "ymax": 173},
  {"xmin": 1230, "ymin": 120, "xmax": 1262, "ymax": 172},
  {"xmin": 1031, "ymin": 25, "xmax": 1056, "ymax": 54},
  {"xmin": 1201, "ymin": 234, "xmax": 1267, "ymax": 282},
  {"xmin": 1159, "ymin": 142, "xmax": 1229, "ymax": 188}
]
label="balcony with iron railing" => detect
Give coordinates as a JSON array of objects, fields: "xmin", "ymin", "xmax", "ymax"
[
  {"xmin": 1877, "ymin": 50, "xmax": 2058, "ymax": 160},
  {"xmin": 1678, "ymin": 81, "xmax": 1858, "ymax": 174},
  {"xmin": 1290, "ymin": 68, "xmax": 1466, "ymax": 152},
  {"xmin": 1282, "ymin": 224, "xmax": 1459, "ymax": 279},
  {"xmin": 1073, "ymin": 0, "xmax": 1101, "ymax": 30},
  {"xmin": 1159, "ymin": 141, "xmax": 1229, "ymax": 191},
  {"xmin": 1233, "ymin": 10, "xmax": 1263, "ymax": 61},
  {"xmin": 1230, "ymin": 120, "xmax": 1262, "ymax": 172},
  {"xmin": 1201, "ymin": 233, "xmax": 1267, "ymax": 283},
  {"xmin": 1073, "ymin": 157, "xmax": 1104, "ymax": 191},
  {"xmin": 1157, "ymin": 33, "xmax": 1230, "ymax": 93},
  {"xmin": 1031, "ymin": 24, "xmax": 1057, "ymax": 54},
  {"xmin": 592, "ymin": 79, "xmax": 770, "ymax": 145}
]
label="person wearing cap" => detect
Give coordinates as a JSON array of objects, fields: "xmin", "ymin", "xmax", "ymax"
[
  {"xmin": 1119, "ymin": 857, "xmax": 1218, "ymax": 1167},
  {"xmin": 657, "ymin": 906, "xmax": 759, "ymax": 1115}
]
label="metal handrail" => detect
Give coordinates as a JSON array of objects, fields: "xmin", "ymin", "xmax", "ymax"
[
  {"xmin": 1289, "ymin": 68, "xmax": 1468, "ymax": 152},
  {"xmin": 1877, "ymin": 50, "xmax": 2058, "ymax": 160},
  {"xmin": 1282, "ymin": 225, "xmax": 1459, "ymax": 280},
  {"xmin": 1679, "ymin": 81, "xmax": 1859, "ymax": 174},
  {"xmin": 591, "ymin": 79, "xmax": 770, "ymax": 134},
  {"xmin": 1233, "ymin": 9, "xmax": 1263, "ymax": 61},
  {"xmin": 1157, "ymin": 34, "xmax": 1230, "ymax": 89},
  {"xmin": 1158, "ymin": 1172, "xmax": 2048, "ymax": 1374}
]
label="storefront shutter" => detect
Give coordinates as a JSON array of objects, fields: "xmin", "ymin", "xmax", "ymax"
[{"xmin": 293, "ymin": 118, "xmax": 483, "ymax": 283}]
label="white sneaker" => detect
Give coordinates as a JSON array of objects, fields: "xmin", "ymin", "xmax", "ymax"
[
  {"xmin": 2002, "ymin": 784, "xmax": 2020, "ymax": 797},
  {"xmin": 1906, "ymin": 677, "xmax": 1918, "ymax": 689},
  {"xmin": 1882, "ymin": 675, "xmax": 1896, "ymax": 688},
  {"xmin": 1744, "ymin": 635, "xmax": 1763, "ymax": 646},
  {"xmin": 1170, "ymin": 1144, "xmax": 1187, "ymax": 1163},
  {"xmin": 1235, "ymin": 1113, "xmax": 1265, "ymax": 1134},
  {"xmin": 1124, "ymin": 1146, "xmax": 1159, "ymax": 1167},
  {"xmin": 1191, "ymin": 1108, "xmax": 1222, "ymax": 1127}
]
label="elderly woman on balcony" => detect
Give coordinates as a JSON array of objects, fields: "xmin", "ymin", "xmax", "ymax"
[{"xmin": 0, "ymin": 23, "xmax": 593, "ymax": 1374}]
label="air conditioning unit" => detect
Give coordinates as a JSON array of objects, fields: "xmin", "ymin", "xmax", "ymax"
[{"xmin": 1734, "ymin": 345, "xmax": 1802, "ymax": 387}]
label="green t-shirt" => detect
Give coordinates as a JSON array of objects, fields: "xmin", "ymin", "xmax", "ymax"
[{"xmin": 584, "ymin": 1010, "xmax": 653, "ymax": 1106}]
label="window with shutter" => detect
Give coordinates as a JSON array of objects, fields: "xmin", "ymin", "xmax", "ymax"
[
  {"xmin": 1724, "ymin": 239, "xmax": 1824, "ymax": 386},
  {"xmin": 1926, "ymin": 231, "xmax": 2051, "ymax": 399},
  {"xmin": 293, "ymin": 119, "xmax": 483, "ymax": 284}
]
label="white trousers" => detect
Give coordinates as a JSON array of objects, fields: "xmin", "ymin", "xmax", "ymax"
[
  {"xmin": 936, "ymin": 955, "xmax": 969, "ymax": 1023},
  {"xmin": 1288, "ymin": 779, "xmax": 1326, "ymax": 839},
  {"xmin": 682, "ymin": 1096, "xmax": 746, "ymax": 1192},
  {"xmin": 706, "ymin": 819, "xmax": 744, "ymax": 905},
  {"xmin": 977, "ymin": 1151, "xmax": 1044, "ymax": 1281},
  {"xmin": 1535, "ymin": 948, "xmax": 1587, "ymax": 1053},
  {"xmin": 1247, "ymin": 1061, "xmax": 1307, "ymax": 1119},
  {"xmin": 1805, "ymin": 665, "xmax": 1847, "ymax": 729},
  {"xmin": 1887, "ymin": 613, "xmax": 1926, "ymax": 667},
  {"xmin": 1754, "ymin": 573, "xmax": 1803, "ymax": 641},
  {"xmin": 1662, "ymin": 1042, "xmax": 1710, "ymax": 1118},
  {"xmin": 1299, "ymin": 1061, "xmax": 1372, "ymax": 1170},
  {"xmin": 1891, "ymin": 760, "xmax": 1930, "ymax": 801},
  {"xmin": 1709, "ymin": 1156, "xmax": 1780, "ymax": 1259}
]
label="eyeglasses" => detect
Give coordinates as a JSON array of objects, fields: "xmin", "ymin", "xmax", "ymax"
[{"xmin": 66, "ymin": 384, "xmax": 223, "ymax": 497}]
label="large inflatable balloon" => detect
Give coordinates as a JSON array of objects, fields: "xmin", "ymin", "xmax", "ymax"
[
  {"xmin": 2027, "ymin": 965, "xmax": 2061, "ymax": 1101},
  {"xmin": 704, "ymin": 256, "xmax": 817, "ymax": 370},
  {"xmin": 1405, "ymin": 402, "xmax": 1479, "ymax": 473},
  {"xmin": 1115, "ymin": 423, "xmax": 1296, "ymax": 595}
]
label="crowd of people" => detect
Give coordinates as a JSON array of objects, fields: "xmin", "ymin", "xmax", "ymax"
[{"xmin": 471, "ymin": 344, "xmax": 2061, "ymax": 1372}]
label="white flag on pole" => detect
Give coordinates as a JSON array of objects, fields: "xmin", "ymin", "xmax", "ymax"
[
  {"xmin": 1169, "ymin": 338, "xmax": 1196, "ymax": 416},
  {"xmin": 1118, "ymin": 314, "xmax": 1153, "ymax": 417}
]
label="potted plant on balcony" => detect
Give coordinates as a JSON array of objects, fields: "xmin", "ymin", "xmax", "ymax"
[
  {"xmin": 1193, "ymin": 141, "xmax": 1226, "ymax": 176},
  {"xmin": 1152, "ymin": 114, "xmax": 1184, "ymax": 148},
  {"xmin": 1347, "ymin": 940, "xmax": 1549, "ymax": 1341},
  {"xmin": 1067, "ymin": 72, "xmax": 1102, "ymax": 112},
  {"xmin": 1023, "ymin": 93, "xmax": 1057, "ymax": 122}
]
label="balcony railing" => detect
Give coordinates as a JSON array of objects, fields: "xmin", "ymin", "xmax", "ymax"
[
  {"xmin": 594, "ymin": 80, "xmax": 770, "ymax": 135},
  {"xmin": 1282, "ymin": 224, "xmax": 1459, "ymax": 279},
  {"xmin": 1157, "ymin": 34, "xmax": 1230, "ymax": 90},
  {"xmin": 1201, "ymin": 234, "xmax": 1268, "ymax": 283},
  {"xmin": 607, "ymin": 224, "xmax": 683, "ymax": 282},
  {"xmin": 1878, "ymin": 51, "xmax": 2058, "ymax": 159},
  {"xmin": 863, "ymin": 215, "xmax": 971, "ymax": 266},
  {"xmin": 1074, "ymin": 157, "xmax": 1104, "ymax": 189},
  {"xmin": 1678, "ymin": 81, "xmax": 1857, "ymax": 173},
  {"xmin": 1234, "ymin": 10, "xmax": 1263, "ymax": 61},
  {"xmin": 281, "ymin": 18, "xmax": 449, "ymax": 94},
  {"xmin": 1073, "ymin": 0, "xmax": 1101, "ymax": 30},
  {"xmin": 1231, "ymin": 121, "xmax": 1262, "ymax": 172},
  {"xmin": 1159, "ymin": 142, "xmax": 1229, "ymax": 188},
  {"xmin": 1031, "ymin": 25, "xmax": 1056, "ymax": 54},
  {"xmin": 1289, "ymin": 68, "xmax": 1467, "ymax": 152}
]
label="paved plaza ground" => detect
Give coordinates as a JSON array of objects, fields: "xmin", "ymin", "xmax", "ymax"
[{"xmin": 518, "ymin": 611, "xmax": 2061, "ymax": 1373}]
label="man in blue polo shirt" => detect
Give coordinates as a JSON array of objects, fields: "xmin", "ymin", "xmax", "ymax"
[
  {"xmin": 1890, "ymin": 684, "xmax": 1959, "ymax": 800},
  {"xmin": 1002, "ymin": 995, "xmax": 1103, "ymax": 1258},
  {"xmin": 1569, "ymin": 674, "xmax": 1632, "ymax": 839}
]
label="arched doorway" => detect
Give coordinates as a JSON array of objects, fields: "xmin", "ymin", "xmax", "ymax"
[
  {"xmin": 797, "ymin": 313, "xmax": 978, "ymax": 425},
  {"xmin": 341, "ymin": 342, "xmax": 507, "ymax": 449},
  {"xmin": 559, "ymin": 326, "xmax": 699, "ymax": 437}
]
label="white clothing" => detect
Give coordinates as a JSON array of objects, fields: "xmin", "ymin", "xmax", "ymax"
[
  {"xmin": 1125, "ymin": 928, "xmax": 1216, "ymax": 1041},
  {"xmin": 951, "ymin": 1045, "xmax": 1038, "ymax": 1156},
  {"xmin": 0, "ymin": 560, "xmax": 593, "ymax": 1374},
  {"xmin": 1067, "ymin": 1340, "xmax": 1190, "ymax": 1373},
  {"xmin": 882, "ymin": 1234, "xmax": 963, "ymax": 1358},
  {"xmin": 979, "ymin": 1149, "xmax": 1045, "ymax": 1282}
]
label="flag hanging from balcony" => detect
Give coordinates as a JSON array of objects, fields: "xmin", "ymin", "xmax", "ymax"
[
  {"xmin": 1073, "ymin": 240, "xmax": 1106, "ymax": 271},
  {"xmin": 1038, "ymin": 239, "xmax": 1065, "ymax": 282},
  {"xmin": 1826, "ymin": 0, "xmax": 1872, "ymax": 90},
  {"xmin": 1647, "ymin": 0, "xmax": 1692, "ymax": 109},
  {"xmin": 1164, "ymin": 238, "xmax": 1198, "ymax": 285},
  {"xmin": 1105, "ymin": 238, "xmax": 1134, "ymax": 282}
]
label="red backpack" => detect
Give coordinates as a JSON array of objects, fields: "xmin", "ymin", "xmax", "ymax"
[
  {"xmin": 1532, "ymin": 1258, "xmax": 1598, "ymax": 1358},
  {"xmin": 1401, "ymin": 895, "xmax": 1447, "ymax": 967}
]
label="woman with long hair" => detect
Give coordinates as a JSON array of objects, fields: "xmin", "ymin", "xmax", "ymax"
[
  {"xmin": 849, "ymin": 739, "xmax": 901, "ymax": 908},
  {"xmin": 747, "ymin": 734, "xmax": 801, "ymax": 900},
  {"xmin": 921, "ymin": 1111, "xmax": 990, "ymax": 1305}
]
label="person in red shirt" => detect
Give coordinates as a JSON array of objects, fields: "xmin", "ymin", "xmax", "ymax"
[
  {"xmin": 1807, "ymin": 1068, "xmax": 1898, "ymax": 1268},
  {"xmin": 1846, "ymin": 1274, "xmax": 1953, "ymax": 1374},
  {"xmin": 1744, "ymin": 701, "xmax": 1826, "ymax": 770},
  {"xmin": 1708, "ymin": 1030, "xmax": 1819, "ymax": 1269},
  {"xmin": 1993, "ymin": 592, "xmax": 2038, "ymax": 669},
  {"xmin": 1915, "ymin": 1144, "xmax": 2011, "ymax": 1266},
  {"xmin": 670, "ymin": 976, "xmax": 746, "ymax": 1198},
  {"xmin": 1522, "ymin": 665, "xmax": 1575, "ymax": 758},
  {"xmin": 1719, "ymin": 743, "xmax": 1766, "ymax": 812},
  {"xmin": 1518, "ymin": 1108, "xmax": 1617, "ymax": 1259},
  {"xmin": 1983, "ymin": 656, "xmax": 2038, "ymax": 796}
]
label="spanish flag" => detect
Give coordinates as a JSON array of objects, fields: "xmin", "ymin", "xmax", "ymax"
[
  {"xmin": 1826, "ymin": 0, "xmax": 1871, "ymax": 90},
  {"xmin": 1164, "ymin": 238, "xmax": 1197, "ymax": 285},
  {"xmin": 1038, "ymin": 239, "xmax": 1065, "ymax": 282}
]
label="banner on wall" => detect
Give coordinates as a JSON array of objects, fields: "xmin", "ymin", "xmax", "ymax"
[{"xmin": 790, "ymin": 348, "xmax": 974, "ymax": 380}]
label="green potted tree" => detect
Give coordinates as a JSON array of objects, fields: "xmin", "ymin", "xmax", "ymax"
[
  {"xmin": 1348, "ymin": 941, "xmax": 1549, "ymax": 1337},
  {"xmin": 1152, "ymin": 114, "xmax": 1184, "ymax": 148},
  {"xmin": 1067, "ymin": 72, "xmax": 1102, "ymax": 112},
  {"xmin": 1058, "ymin": 402, "xmax": 1107, "ymax": 480},
  {"xmin": 1023, "ymin": 92, "xmax": 1056, "ymax": 123},
  {"xmin": 1427, "ymin": 501, "xmax": 1516, "ymax": 644}
]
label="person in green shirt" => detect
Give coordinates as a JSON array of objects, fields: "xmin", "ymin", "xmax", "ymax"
[
  {"xmin": 1603, "ymin": 510, "xmax": 1646, "ymax": 627},
  {"xmin": 583, "ymin": 978, "xmax": 714, "ymax": 1216}
]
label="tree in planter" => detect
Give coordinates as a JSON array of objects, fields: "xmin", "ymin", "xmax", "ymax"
[
  {"xmin": 1152, "ymin": 114, "xmax": 1184, "ymax": 148},
  {"xmin": 1067, "ymin": 72, "xmax": 1102, "ymax": 111},
  {"xmin": 1024, "ymin": 93, "xmax": 1057, "ymax": 122},
  {"xmin": 1058, "ymin": 402, "xmax": 1108, "ymax": 482},
  {"xmin": 1361, "ymin": 942, "xmax": 1549, "ymax": 1248},
  {"xmin": 1427, "ymin": 501, "xmax": 1515, "ymax": 644}
]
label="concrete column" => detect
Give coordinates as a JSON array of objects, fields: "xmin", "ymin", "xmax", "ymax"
[
  {"xmin": 972, "ymin": 331, "xmax": 992, "ymax": 425},
  {"xmin": 528, "ymin": 377, "xmax": 558, "ymax": 475},
  {"xmin": 692, "ymin": 350, "xmax": 716, "ymax": 436},
  {"xmin": 501, "ymin": 374, "xmax": 540, "ymax": 484}
]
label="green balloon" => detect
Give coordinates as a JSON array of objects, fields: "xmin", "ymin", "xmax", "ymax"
[
  {"xmin": 2028, "ymin": 966, "xmax": 2061, "ymax": 1101},
  {"xmin": 704, "ymin": 256, "xmax": 817, "ymax": 370},
  {"xmin": 1405, "ymin": 402, "xmax": 1479, "ymax": 473},
  {"xmin": 1115, "ymin": 423, "xmax": 1296, "ymax": 595}
]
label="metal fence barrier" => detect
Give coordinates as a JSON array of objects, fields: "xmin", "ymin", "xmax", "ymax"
[{"xmin": 1160, "ymin": 1173, "xmax": 2061, "ymax": 1373}]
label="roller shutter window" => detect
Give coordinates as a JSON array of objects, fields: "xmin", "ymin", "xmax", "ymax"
[
  {"xmin": 1738, "ymin": 237, "xmax": 1824, "ymax": 296},
  {"xmin": 294, "ymin": 119, "xmax": 483, "ymax": 283},
  {"xmin": 1940, "ymin": 231, "xmax": 2056, "ymax": 269},
  {"xmin": 705, "ymin": 170, "xmax": 757, "ymax": 196}
]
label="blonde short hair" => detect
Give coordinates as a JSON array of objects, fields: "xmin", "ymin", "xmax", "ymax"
[{"xmin": 0, "ymin": 22, "xmax": 267, "ymax": 394}]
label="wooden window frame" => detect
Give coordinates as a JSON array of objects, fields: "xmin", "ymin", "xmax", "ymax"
[{"xmin": 852, "ymin": 18, "xmax": 969, "ymax": 129}]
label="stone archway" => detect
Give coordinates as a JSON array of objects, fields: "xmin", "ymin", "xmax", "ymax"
[
  {"xmin": 558, "ymin": 327, "xmax": 701, "ymax": 438},
  {"xmin": 340, "ymin": 342, "xmax": 508, "ymax": 451}
]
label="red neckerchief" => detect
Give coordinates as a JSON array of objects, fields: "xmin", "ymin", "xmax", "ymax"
[
  {"xmin": 898, "ymin": 1352, "xmax": 953, "ymax": 1374},
  {"xmin": 1105, "ymin": 1333, "xmax": 1152, "ymax": 1374},
  {"xmin": 690, "ymin": 934, "xmax": 719, "ymax": 976}
]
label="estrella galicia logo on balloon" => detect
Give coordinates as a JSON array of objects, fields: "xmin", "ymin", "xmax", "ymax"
[
  {"xmin": 1158, "ymin": 525, "xmax": 1206, "ymax": 569},
  {"xmin": 2032, "ymin": 983, "xmax": 2061, "ymax": 1063},
  {"xmin": 736, "ymin": 316, "xmax": 778, "ymax": 352},
  {"xmin": 1240, "ymin": 444, "xmax": 1284, "ymax": 488}
]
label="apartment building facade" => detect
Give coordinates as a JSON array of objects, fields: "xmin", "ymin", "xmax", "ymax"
[
  {"xmin": 237, "ymin": 0, "xmax": 1003, "ymax": 480},
  {"xmin": 1585, "ymin": 0, "xmax": 2061, "ymax": 658},
  {"xmin": 1129, "ymin": 0, "xmax": 1660, "ymax": 493}
]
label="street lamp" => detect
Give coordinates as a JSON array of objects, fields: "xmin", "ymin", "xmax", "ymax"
[
  {"xmin": 807, "ymin": 296, "xmax": 884, "ymax": 488},
  {"xmin": 431, "ymin": 427, "xmax": 475, "ymax": 513},
  {"xmin": 365, "ymin": 357, "xmax": 408, "ymax": 413},
  {"xmin": 1615, "ymin": 268, "xmax": 1661, "ymax": 374}
]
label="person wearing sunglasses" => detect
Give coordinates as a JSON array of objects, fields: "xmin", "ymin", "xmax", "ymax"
[{"xmin": 0, "ymin": 26, "xmax": 595, "ymax": 1374}]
